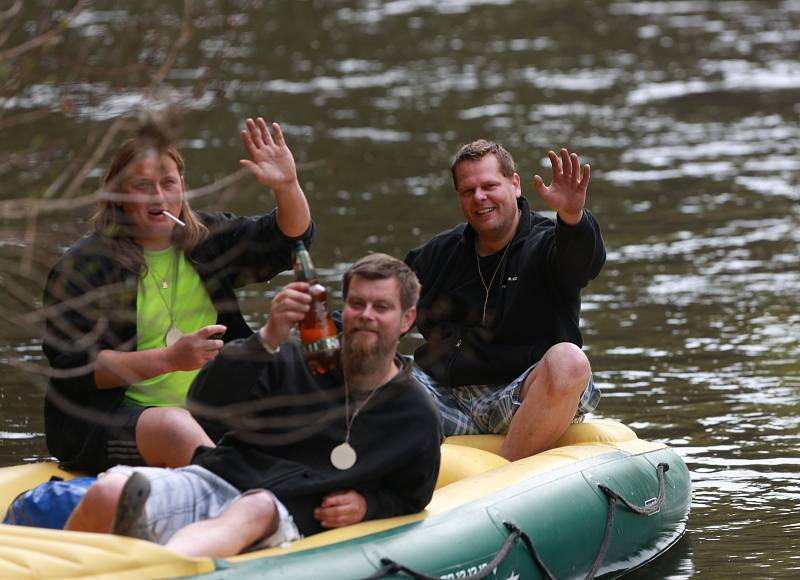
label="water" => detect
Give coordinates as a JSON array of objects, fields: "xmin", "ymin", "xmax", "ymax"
[{"xmin": 1, "ymin": 0, "xmax": 799, "ymax": 576}]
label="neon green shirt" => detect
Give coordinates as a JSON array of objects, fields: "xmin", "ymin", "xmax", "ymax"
[{"xmin": 125, "ymin": 247, "xmax": 217, "ymax": 407}]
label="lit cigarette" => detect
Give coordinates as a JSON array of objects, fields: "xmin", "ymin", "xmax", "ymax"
[{"xmin": 162, "ymin": 210, "xmax": 186, "ymax": 227}]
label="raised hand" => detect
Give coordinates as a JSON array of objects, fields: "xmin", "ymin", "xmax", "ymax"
[
  {"xmin": 533, "ymin": 148, "xmax": 590, "ymax": 225},
  {"xmin": 166, "ymin": 324, "xmax": 227, "ymax": 371},
  {"xmin": 239, "ymin": 117, "xmax": 298, "ymax": 192},
  {"xmin": 260, "ymin": 282, "xmax": 312, "ymax": 350},
  {"xmin": 313, "ymin": 490, "xmax": 368, "ymax": 528}
]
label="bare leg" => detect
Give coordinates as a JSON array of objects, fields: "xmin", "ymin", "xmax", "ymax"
[
  {"xmin": 64, "ymin": 473, "xmax": 128, "ymax": 533},
  {"xmin": 137, "ymin": 407, "xmax": 214, "ymax": 467},
  {"xmin": 499, "ymin": 342, "xmax": 590, "ymax": 461},
  {"xmin": 165, "ymin": 491, "xmax": 278, "ymax": 558}
]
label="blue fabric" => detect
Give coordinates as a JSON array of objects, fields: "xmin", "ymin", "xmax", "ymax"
[{"xmin": 3, "ymin": 476, "xmax": 96, "ymax": 529}]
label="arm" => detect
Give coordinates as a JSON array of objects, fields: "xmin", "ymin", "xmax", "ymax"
[
  {"xmin": 534, "ymin": 148, "xmax": 605, "ymax": 285},
  {"xmin": 188, "ymin": 281, "xmax": 311, "ymax": 408},
  {"xmin": 93, "ymin": 324, "xmax": 226, "ymax": 389},
  {"xmin": 239, "ymin": 117, "xmax": 311, "ymax": 238}
]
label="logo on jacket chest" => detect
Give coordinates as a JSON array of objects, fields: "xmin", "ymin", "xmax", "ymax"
[{"xmin": 501, "ymin": 274, "xmax": 518, "ymax": 289}]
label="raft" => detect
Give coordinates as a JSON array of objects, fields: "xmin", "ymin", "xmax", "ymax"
[{"xmin": 0, "ymin": 419, "xmax": 690, "ymax": 579}]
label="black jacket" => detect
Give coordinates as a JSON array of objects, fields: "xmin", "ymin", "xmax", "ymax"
[
  {"xmin": 41, "ymin": 210, "xmax": 314, "ymax": 471},
  {"xmin": 188, "ymin": 334, "xmax": 442, "ymax": 536},
  {"xmin": 405, "ymin": 196, "xmax": 605, "ymax": 387}
]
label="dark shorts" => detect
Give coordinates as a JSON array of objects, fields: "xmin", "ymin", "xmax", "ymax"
[{"xmin": 95, "ymin": 404, "xmax": 148, "ymax": 469}]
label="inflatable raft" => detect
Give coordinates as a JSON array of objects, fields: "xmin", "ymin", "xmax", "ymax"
[{"xmin": 0, "ymin": 419, "xmax": 690, "ymax": 579}]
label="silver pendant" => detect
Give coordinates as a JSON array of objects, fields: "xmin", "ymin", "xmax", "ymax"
[
  {"xmin": 330, "ymin": 442, "xmax": 357, "ymax": 470},
  {"xmin": 165, "ymin": 327, "xmax": 183, "ymax": 346},
  {"xmin": 161, "ymin": 280, "xmax": 169, "ymax": 289}
]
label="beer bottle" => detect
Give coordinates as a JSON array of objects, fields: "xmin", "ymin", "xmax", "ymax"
[{"xmin": 293, "ymin": 241, "xmax": 341, "ymax": 374}]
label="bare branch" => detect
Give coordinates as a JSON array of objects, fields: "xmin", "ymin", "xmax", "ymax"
[{"xmin": 0, "ymin": 0, "xmax": 88, "ymax": 61}]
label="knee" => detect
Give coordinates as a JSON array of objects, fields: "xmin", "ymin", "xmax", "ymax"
[
  {"xmin": 139, "ymin": 407, "xmax": 200, "ymax": 441},
  {"xmin": 86, "ymin": 474, "xmax": 127, "ymax": 510},
  {"xmin": 540, "ymin": 343, "xmax": 590, "ymax": 398},
  {"xmin": 72, "ymin": 474, "xmax": 127, "ymax": 530},
  {"xmin": 240, "ymin": 491, "xmax": 278, "ymax": 536}
]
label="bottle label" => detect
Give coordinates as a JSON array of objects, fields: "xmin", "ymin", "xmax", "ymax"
[{"xmin": 303, "ymin": 336, "xmax": 341, "ymax": 354}]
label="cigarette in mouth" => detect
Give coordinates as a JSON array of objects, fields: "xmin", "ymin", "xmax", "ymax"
[{"xmin": 162, "ymin": 210, "xmax": 186, "ymax": 227}]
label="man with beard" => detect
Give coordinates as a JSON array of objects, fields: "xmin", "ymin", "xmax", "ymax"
[{"xmin": 64, "ymin": 254, "xmax": 442, "ymax": 558}]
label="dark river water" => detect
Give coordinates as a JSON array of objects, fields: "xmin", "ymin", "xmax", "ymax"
[{"xmin": 1, "ymin": 1, "xmax": 799, "ymax": 577}]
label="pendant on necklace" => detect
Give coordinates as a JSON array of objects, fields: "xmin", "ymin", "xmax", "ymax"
[
  {"xmin": 161, "ymin": 280, "xmax": 169, "ymax": 290},
  {"xmin": 165, "ymin": 327, "xmax": 183, "ymax": 346},
  {"xmin": 330, "ymin": 442, "xmax": 357, "ymax": 470}
]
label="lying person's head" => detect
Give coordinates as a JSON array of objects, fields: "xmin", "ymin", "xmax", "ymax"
[{"xmin": 340, "ymin": 254, "xmax": 420, "ymax": 376}]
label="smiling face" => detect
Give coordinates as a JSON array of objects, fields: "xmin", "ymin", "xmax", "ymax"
[
  {"xmin": 117, "ymin": 152, "xmax": 185, "ymax": 249},
  {"xmin": 341, "ymin": 275, "xmax": 416, "ymax": 377},
  {"xmin": 454, "ymin": 154, "xmax": 521, "ymax": 252}
]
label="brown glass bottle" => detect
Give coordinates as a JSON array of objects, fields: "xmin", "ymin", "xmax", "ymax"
[{"xmin": 293, "ymin": 241, "xmax": 341, "ymax": 375}]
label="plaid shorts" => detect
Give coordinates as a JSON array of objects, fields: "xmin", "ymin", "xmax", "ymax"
[
  {"xmin": 104, "ymin": 464, "xmax": 301, "ymax": 549},
  {"xmin": 410, "ymin": 363, "xmax": 600, "ymax": 436}
]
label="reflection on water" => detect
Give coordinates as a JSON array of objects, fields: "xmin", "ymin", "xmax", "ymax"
[{"xmin": 1, "ymin": 0, "xmax": 799, "ymax": 576}]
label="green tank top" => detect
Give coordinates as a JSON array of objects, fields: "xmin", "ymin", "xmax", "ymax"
[{"xmin": 125, "ymin": 247, "xmax": 217, "ymax": 407}]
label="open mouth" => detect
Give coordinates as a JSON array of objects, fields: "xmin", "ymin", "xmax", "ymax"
[{"xmin": 475, "ymin": 207, "xmax": 495, "ymax": 216}]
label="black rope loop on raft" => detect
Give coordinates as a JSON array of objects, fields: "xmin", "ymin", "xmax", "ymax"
[
  {"xmin": 362, "ymin": 521, "xmax": 555, "ymax": 580},
  {"xmin": 584, "ymin": 462, "xmax": 670, "ymax": 580},
  {"xmin": 363, "ymin": 462, "xmax": 669, "ymax": 580}
]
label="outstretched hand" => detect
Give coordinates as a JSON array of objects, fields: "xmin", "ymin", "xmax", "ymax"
[
  {"xmin": 313, "ymin": 490, "xmax": 367, "ymax": 528},
  {"xmin": 533, "ymin": 148, "xmax": 590, "ymax": 225},
  {"xmin": 240, "ymin": 117, "xmax": 298, "ymax": 192}
]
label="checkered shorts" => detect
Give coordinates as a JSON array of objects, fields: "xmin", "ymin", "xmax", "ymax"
[
  {"xmin": 410, "ymin": 363, "xmax": 601, "ymax": 436},
  {"xmin": 104, "ymin": 464, "xmax": 301, "ymax": 549}
]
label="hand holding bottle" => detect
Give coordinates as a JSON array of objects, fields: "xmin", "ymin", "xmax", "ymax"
[{"xmin": 261, "ymin": 282, "xmax": 312, "ymax": 349}]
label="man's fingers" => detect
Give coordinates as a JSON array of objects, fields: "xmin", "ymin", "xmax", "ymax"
[
  {"xmin": 570, "ymin": 153, "xmax": 580, "ymax": 184},
  {"xmin": 257, "ymin": 117, "xmax": 274, "ymax": 146},
  {"xmin": 272, "ymin": 122, "xmax": 285, "ymax": 147},
  {"xmin": 580, "ymin": 163, "xmax": 591, "ymax": 189},
  {"xmin": 560, "ymin": 148, "xmax": 571, "ymax": 179},
  {"xmin": 547, "ymin": 150, "xmax": 560, "ymax": 175},
  {"xmin": 240, "ymin": 128, "xmax": 256, "ymax": 157},
  {"xmin": 199, "ymin": 325, "xmax": 227, "ymax": 338}
]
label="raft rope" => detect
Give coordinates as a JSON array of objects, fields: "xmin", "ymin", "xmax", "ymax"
[
  {"xmin": 362, "ymin": 522, "xmax": 555, "ymax": 580},
  {"xmin": 584, "ymin": 462, "xmax": 670, "ymax": 579},
  {"xmin": 362, "ymin": 462, "xmax": 669, "ymax": 580}
]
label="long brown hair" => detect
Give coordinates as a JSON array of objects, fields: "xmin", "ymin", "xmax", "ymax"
[{"xmin": 90, "ymin": 132, "xmax": 208, "ymax": 273}]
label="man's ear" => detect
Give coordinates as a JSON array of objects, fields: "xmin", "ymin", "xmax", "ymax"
[
  {"xmin": 512, "ymin": 172, "xmax": 522, "ymax": 198},
  {"xmin": 400, "ymin": 306, "xmax": 416, "ymax": 335}
]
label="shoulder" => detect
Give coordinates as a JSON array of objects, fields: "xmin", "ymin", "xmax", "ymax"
[
  {"xmin": 405, "ymin": 223, "xmax": 467, "ymax": 265},
  {"xmin": 50, "ymin": 233, "xmax": 117, "ymax": 275}
]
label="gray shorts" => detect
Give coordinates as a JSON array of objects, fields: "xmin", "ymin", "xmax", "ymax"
[
  {"xmin": 410, "ymin": 363, "xmax": 601, "ymax": 436},
  {"xmin": 104, "ymin": 464, "xmax": 301, "ymax": 549}
]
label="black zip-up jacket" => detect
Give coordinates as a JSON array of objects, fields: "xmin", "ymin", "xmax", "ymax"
[
  {"xmin": 41, "ymin": 211, "xmax": 314, "ymax": 472},
  {"xmin": 405, "ymin": 196, "xmax": 605, "ymax": 388},
  {"xmin": 188, "ymin": 334, "xmax": 442, "ymax": 536}
]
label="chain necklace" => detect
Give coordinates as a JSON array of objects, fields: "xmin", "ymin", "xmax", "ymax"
[
  {"xmin": 475, "ymin": 240, "xmax": 512, "ymax": 326},
  {"xmin": 330, "ymin": 377, "xmax": 385, "ymax": 470},
  {"xmin": 146, "ymin": 249, "xmax": 182, "ymax": 346}
]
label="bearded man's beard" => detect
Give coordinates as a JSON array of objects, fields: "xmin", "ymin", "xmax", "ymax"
[{"xmin": 342, "ymin": 329, "xmax": 395, "ymax": 378}]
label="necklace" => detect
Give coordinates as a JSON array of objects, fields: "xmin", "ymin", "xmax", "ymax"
[
  {"xmin": 330, "ymin": 378, "xmax": 384, "ymax": 470},
  {"xmin": 147, "ymin": 250, "xmax": 182, "ymax": 346},
  {"xmin": 475, "ymin": 240, "xmax": 512, "ymax": 326}
]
